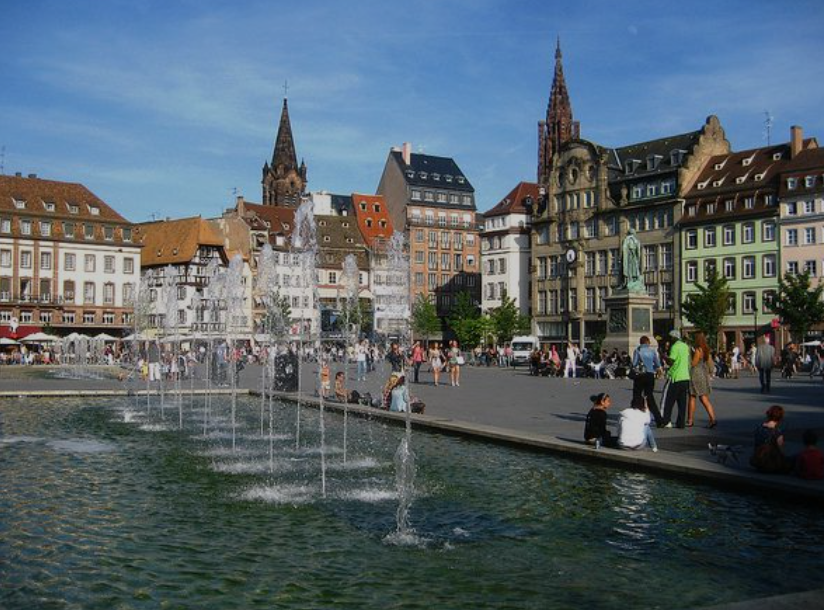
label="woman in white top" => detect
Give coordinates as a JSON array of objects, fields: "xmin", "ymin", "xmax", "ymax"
[
  {"xmin": 618, "ymin": 397, "xmax": 658, "ymax": 452},
  {"xmin": 429, "ymin": 342, "xmax": 444, "ymax": 387}
]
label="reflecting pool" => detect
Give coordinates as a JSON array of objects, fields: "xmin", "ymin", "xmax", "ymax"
[{"xmin": 1, "ymin": 396, "xmax": 822, "ymax": 609}]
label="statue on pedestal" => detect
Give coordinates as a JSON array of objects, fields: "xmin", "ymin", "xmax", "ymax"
[{"xmin": 620, "ymin": 228, "xmax": 645, "ymax": 294}]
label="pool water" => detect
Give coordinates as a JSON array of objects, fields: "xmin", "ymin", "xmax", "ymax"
[{"xmin": 1, "ymin": 396, "xmax": 821, "ymax": 609}]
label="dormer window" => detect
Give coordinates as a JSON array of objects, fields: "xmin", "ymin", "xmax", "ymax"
[
  {"xmin": 805, "ymin": 176, "xmax": 815, "ymax": 188},
  {"xmin": 707, "ymin": 203, "xmax": 717, "ymax": 214},
  {"xmin": 744, "ymin": 197, "xmax": 754, "ymax": 209},
  {"xmin": 712, "ymin": 179, "xmax": 724, "ymax": 187},
  {"xmin": 755, "ymin": 172, "xmax": 765, "ymax": 181},
  {"xmin": 457, "ymin": 176, "xmax": 465, "ymax": 184},
  {"xmin": 670, "ymin": 150, "xmax": 686, "ymax": 166},
  {"xmin": 68, "ymin": 203, "xmax": 79, "ymax": 214},
  {"xmin": 419, "ymin": 171, "xmax": 428, "ymax": 179},
  {"xmin": 445, "ymin": 175, "xmax": 453, "ymax": 182},
  {"xmin": 342, "ymin": 221, "xmax": 349, "ymax": 228},
  {"xmin": 646, "ymin": 155, "xmax": 662, "ymax": 170},
  {"xmin": 735, "ymin": 176, "xmax": 746, "ymax": 184},
  {"xmin": 432, "ymin": 173, "xmax": 440, "ymax": 181},
  {"xmin": 687, "ymin": 205, "xmax": 696, "ymax": 217},
  {"xmin": 379, "ymin": 220, "xmax": 387, "ymax": 228},
  {"xmin": 319, "ymin": 220, "xmax": 327, "ymax": 227},
  {"xmin": 713, "ymin": 160, "xmax": 726, "ymax": 170},
  {"xmin": 366, "ymin": 219, "xmax": 373, "ymax": 228},
  {"xmin": 323, "ymin": 236, "xmax": 330, "ymax": 242},
  {"xmin": 88, "ymin": 205, "xmax": 100, "ymax": 216},
  {"xmin": 13, "ymin": 199, "xmax": 26, "ymax": 210},
  {"xmin": 43, "ymin": 201, "xmax": 56, "ymax": 212},
  {"xmin": 773, "ymin": 152, "xmax": 782, "ymax": 161},
  {"xmin": 405, "ymin": 170, "xmax": 414, "ymax": 179},
  {"xmin": 360, "ymin": 201, "xmax": 367, "ymax": 210},
  {"xmin": 373, "ymin": 204, "xmax": 381, "ymax": 213},
  {"xmin": 346, "ymin": 237, "xmax": 354, "ymax": 244},
  {"xmin": 742, "ymin": 157, "xmax": 752, "ymax": 166},
  {"xmin": 725, "ymin": 200, "xmax": 734, "ymax": 212},
  {"xmin": 787, "ymin": 177, "xmax": 798, "ymax": 189}
]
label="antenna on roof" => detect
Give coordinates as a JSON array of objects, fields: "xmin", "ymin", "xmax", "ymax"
[{"xmin": 763, "ymin": 111, "xmax": 774, "ymax": 146}]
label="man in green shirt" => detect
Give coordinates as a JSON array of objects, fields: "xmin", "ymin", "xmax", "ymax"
[{"xmin": 662, "ymin": 330, "xmax": 690, "ymax": 428}]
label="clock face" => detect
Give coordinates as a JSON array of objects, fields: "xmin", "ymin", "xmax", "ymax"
[{"xmin": 566, "ymin": 248, "xmax": 576, "ymax": 263}]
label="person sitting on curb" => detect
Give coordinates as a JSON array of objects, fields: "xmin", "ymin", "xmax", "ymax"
[
  {"xmin": 795, "ymin": 429, "xmax": 824, "ymax": 480},
  {"xmin": 750, "ymin": 405, "xmax": 793, "ymax": 474},
  {"xmin": 584, "ymin": 393, "xmax": 616, "ymax": 448},
  {"xmin": 618, "ymin": 397, "xmax": 658, "ymax": 452},
  {"xmin": 331, "ymin": 371, "xmax": 352, "ymax": 403},
  {"xmin": 390, "ymin": 373, "xmax": 409, "ymax": 413}
]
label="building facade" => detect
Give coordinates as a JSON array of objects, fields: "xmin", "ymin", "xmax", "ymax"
[
  {"xmin": 376, "ymin": 144, "xmax": 481, "ymax": 327},
  {"xmin": 0, "ymin": 174, "xmax": 139, "ymax": 338},
  {"xmin": 680, "ymin": 127, "xmax": 817, "ymax": 350},
  {"xmin": 481, "ymin": 181, "xmax": 538, "ymax": 316}
]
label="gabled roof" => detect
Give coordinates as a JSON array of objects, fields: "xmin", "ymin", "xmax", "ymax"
[
  {"xmin": 242, "ymin": 202, "xmax": 296, "ymax": 238},
  {"xmin": 390, "ymin": 150, "xmax": 474, "ymax": 192},
  {"xmin": 0, "ymin": 174, "xmax": 130, "ymax": 223},
  {"xmin": 485, "ymin": 182, "xmax": 540, "ymax": 217},
  {"xmin": 351, "ymin": 193, "xmax": 394, "ymax": 247},
  {"xmin": 135, "ymin": 216, "xmax": 224, "ymax": 266}
]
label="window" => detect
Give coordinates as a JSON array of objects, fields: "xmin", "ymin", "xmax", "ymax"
[
  {"xmin": 704, "ymin": 258, "xmax": 717, "ymax": 280},
  {"xmin": 661, "ymin": 283, "xmax": 673, "ymax": 309},
  {"xmin": 743, "ymin": 256, "xmax": 756, "ymax": 279},
  {"xmin": 723, "ymin": 225, "xmax": 735, "ymax": 246},
  {"xmin": 124, "ymin": 257, "xmax": 134, "ymax": 274},
  {"xmin": 585, "ymin": 287, "xmax": 595, "ymax": 313},
  {"xmin": 585, "ymin": 219, "xmax": 598, "ymax": 239},
  {"xmin": 786, "ymin": 201, "xmax": 798, "ymax": 216},
  {"xmin": 643, "ymin": 245, "xmax": 657, "ymax": 271},
  {"xmin": 40, "ymin": 221, "xmax": 52, "ymax": 237},
  {"xmin": 707, "ymin": 203, "xmax": 717, "ymax": 215},
  {"xmin": 605, "ymin": 216, "xmax": 617, "ymax": 236},
  {"xmin": 726, "ymin": 294, "xmax": 737, "ymax": 315},
  {"xmin": 687, "ymin": 205, "xmax": 696, "ymax": 217},
  {"xmin": 598, "ymin": 251, "xmax": 608, "ymax": 275},
  {"xmin": 805, "ymin": 227, "xmax": 816, "ymax": 245},
  {"xmin": 585, "ymin": 252, "xmax": 596, "ymax": 276},
  {"xmin": 84, "ymin": 224, "xmax": 94, "ymax": 240},
  {"xmin": 424, "ymin": 192, "xmax": 434, "ymax": 202},
  {"xmin": 685, "ymin": 229, "xmax": 697, "ymax": 249},
  {"xmin": 610, "ymin": 249, "xmax": 620, "ymax": 275},
  {"xmin": 704, "ymin": 227, "xmax": 716, "ymax": 248},
  {"xmin": 64, "ymin": 253, "xmax": 76, "ymax": 271},
  {"xmin": 177, "ymin": 285, "xmax": 186, "ymax": 301},
  {"xmin": 805, "ymin": 200, "xmax": 816, "ymax": 214},
  {"xmin": 122, "ymin": 227, "xmax": 132, "ymax": 242},
  {"xmin": 104, "ymin": 255, "xmax": 115, "ymax": 273},
  {"xmin": 787, "ymin": 261, "xmax": 799, "ymax": 275},
  {"xmin": 537, "ymin": 257, "xmax": 547, "ymax": 279},
  {"xmin": 84, "ymin": 254, "xmax": 96, "ymax": 272},
  {"xmin": 548, "ymin": 256, "xmax": 558, "ymax": 278},
  {"xmin": 686, "ymin": 261, "xmax": 697, "ymax": 283},
  {"xmin": 786, "ymin": 228, "xmax": 798, "ymax": 246},
  {"xmin": 328, "ymin": 271, "xmax": 337, "ymax": 284},
  {"xmin": 20, "ymin": 250, "xmax": 32, "ymax": 269},
  {"xmin": 13, "ymin": 199, "xmax": 26, "ymax": 210},
  {"xmin": 744, "ymin": 197, "xmax": 755, "ymax": 210},
  {"xmin": 428, "ymin": 273, "xmax": 436, "ymax": 289},
  {"xmin": 40, "ymin": 252, "xmax": 52, "ymax": 270},
  {"xmin": 763, "ymin": 221, "xmax": 775, "ymax": 242},
  {"xmin": 83, "ymin": 282, "xmax": 95, "ymax": 304},
  {"xmin": 743, "ymin": 292, "xmax": 757, "ymax": 314},
  {"xmin": 0, "ymin": 219, "xmax": 9, "ymax": 233},
  {"xmin": 763, "ymin": 290, "xmax": 776, "ymax": 313},
  {"xmin": 763, "ymin": 254, "xmax": 777, "ymax": 278},
  {"xmin": 436, "ymin": 192, "xmax": 447, "ymax": 203},
  {"xmin": 805, "ymin": 260, "xmax": 818, "ymax": 277},
  {"xmin": 88, "ymin": 205, "xmax": 100, "ymax": 216},
  {"xmin": 0, "ymin": 250, "xmax": 10, "ymax": 267},
  {"xmin": 725, "ymin": 200, "xmax": 735, "ymax": 212},
  {"xmin": 742, "ymin": 223, "xmax": 755, "ymax": 244},
  {"xmin": 63, "ymin": 222, "xmax": 75, "ymax": 238},
  {"xmin": 723, "ymin": 257, "xmax": 736, "ymax": 280},
  {"xmin": 661, "ymin": 244, "xmax": 673, "ymax": 270},
  {"xmin": 441, "ymin": 253, "xmax": 450, "ymax": 270},
  {"xmin": 83, "ymin": 312, "xmax": 95, "ymax": 324},
  {"xmin": 104, "ymin": 226, "xmax": 114, "ymax": 241},
  {"xmin": 103, "ymin": 282, "xmax": 115, "ymax": 305},
  {"xmin": 787, "ymin": 177, "xmax": 798, "ymax": 190},
  {"xmin": 21, "ymin": 220, "xmax": 32, "ymax": 236},
  {"xmin": 428, "ymin": 252, "xmax": 437, "ymax": 270},
  {"xmin": 123, "ymin": 283, "xmax": 135, "ymax": 305},
  {"xmin": 64, "ymin": 312, "xmax": 75, "ymax": 324},
  {"xmin": 805, "ymin": 176, "xmax": 816, "ymax": 188},
  {"xmin": 415, "ymin": 251, "xmax": 424, "ymax": 264},
  {"xmin": 103, "ymin": 312, "xmax": 115, "ymax": 325},
  {"xmin": 414, "ymin": 229, "xmax": 424, "ymax": 243}
]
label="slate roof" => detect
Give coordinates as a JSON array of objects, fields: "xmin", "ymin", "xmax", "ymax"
[
  {"xmin": 242, "ymin": 202, "xmax": 296, "ymax": 238},
  {"xmin": 314, "ymin": 215, "xmax": 369, "ymax": 270},
  {"xmin": 135, "ymin": 216, "xmax": 225, "ymax": 267},
  {"xmin": 779, "ymin": 147, "xmax": 824, "ymax": 196},
  {"xmin": 608, "ymin": 129, "xmax": 702, "ymax": 181},
  {"xmin": 0, "ymin": 174, "xmax": 131, "ymax": 224},
  {"xmin": 485, "ymin": 182, "xmax": 540, "ymax": 218},
  {"xmin": 390, "ymin": 150, "xmax": 474, "ymax": 192}
]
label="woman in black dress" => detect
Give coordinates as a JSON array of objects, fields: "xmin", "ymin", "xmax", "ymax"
[{"xmin": 584, "ymin": 393, "xmax": 615, "ymax": 447}]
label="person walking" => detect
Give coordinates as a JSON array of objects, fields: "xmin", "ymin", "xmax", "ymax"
[
  {"xmin": 687, "ymin": 331, "xmax": 718, "ymax": 428},
  {"xmin": 429, "ymin": 342, "xmax": 444, "ymax": 387},
  {"xmin": 449, "ymin": 340, "xmax": 462, "ymax": 387},
  {"xmin": 411, "ymin": 341, "xmax": 425, "ymax": 384},
  {"xmin": 563, "ymin": 341, "xmax": 578, "ymax": 378},
  {"xmin": 386, "ymin": 342, "xmax": 405, "ymax": 374},
  {"xmin": 756, "ymin": 335, "xmax": 776, "ymax": 394},
  {"xmin": 356, "ymin": 339, "xmax": 368, "ymax": 381},
  {"xmin": 661, "ymin": 330, "xmax": 690, "ymax": 428},
  {"xmin": 631, "ymin": 336, "xmax": 663, "ymax": 427}
]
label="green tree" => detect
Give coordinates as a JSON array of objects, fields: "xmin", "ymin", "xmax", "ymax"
[
  {"xmin": 488, "ymin": 293, "xmax": 531, "ymax": 345},
  {"xmin": 473, "ymin": 314, "xmax": 496, "ymax": 347},
  {"xmin": 447, "ymin": 292, "xmax": 482, "ymax": 347},
  {"xmin": 772, "ymin": 271, "xmax": 824, "ymax": 342},
  {"xmin": 681, "ymin": 269, "xmax": 730, "ymax": 349},
  {"xmin": 411, "ymin": 293, "xmax": 440, "ymax": 342}
]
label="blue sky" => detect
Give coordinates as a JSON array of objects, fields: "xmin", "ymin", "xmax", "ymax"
[{"xmin": 1, "ymin": 0, "xmax": 823, "ymax": 221}]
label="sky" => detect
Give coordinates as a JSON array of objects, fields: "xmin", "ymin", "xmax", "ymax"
[{"xmin": 1, "ymin": 0, "xmax": 823, "ymax": 222}]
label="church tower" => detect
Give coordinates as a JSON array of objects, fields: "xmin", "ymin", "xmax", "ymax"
[
  {"xmin": 537, "ymin": 38, "xmax": 579, "ymax": 185},
  {"xmin": 262, "ymin": 98, "xmax": 307, "ymax": 207}
]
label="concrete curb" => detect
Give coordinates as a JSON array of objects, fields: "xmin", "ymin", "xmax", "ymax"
[
  {"xmin": 265, "ymin": 390, "xmax": 824, "ymax": 503},
  {"xmin": 0, "ymin": 389, "xmax": 251, "ymax": 398}
]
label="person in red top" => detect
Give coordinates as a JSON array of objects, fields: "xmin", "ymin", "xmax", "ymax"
[
  {"xmin": 795, "ymin": 429, "xmax": 824, "ymax": 480},
  {"xmin": 411, "ymin": 341, "xmax": 425, "ymax": 384}
]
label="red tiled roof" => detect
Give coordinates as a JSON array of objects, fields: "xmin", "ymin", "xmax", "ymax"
[
  {"xmin": 351, "ymin": 193, "xmax": 394, "ymax": 247},
  {"xmin": 0, "ymin": 174, "xmax": 130, "ymax": 223},
  {"xmin": 485, "ymin": 182, "xmax": 540, "ymax": 217},
  {"xmin": 135, "ymin": 216, "xmax": 224, "ymax": 266},
  {"xmin": 243, "ymin": 202, "xmax": 296, "ymax": 238}
]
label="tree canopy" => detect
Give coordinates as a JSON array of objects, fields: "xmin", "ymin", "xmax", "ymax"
[
  {"xmin": 411, "ymin": 293, "xmax": 440, "ymax": 341},
  {"xmin": 488, "ymin": 293, "xmax": 531, "ymax": 344},
  {"xmin": 772, "ymin": 271, "xmax": 824, "ymax": 342},
  {"xmin": 681, "ymin": 269, "xmax": 729, "ymax": 349}
]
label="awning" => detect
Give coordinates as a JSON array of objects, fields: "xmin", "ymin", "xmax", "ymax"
[{"xmin": 0, "ymin": 325, "xmax": 43, "ymax": 340}]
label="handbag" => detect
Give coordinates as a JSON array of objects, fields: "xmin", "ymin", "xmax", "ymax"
[
  {"xmin": 456, "ymin": 356, "xmax": 466, "ymax": 365},
  {"xmin": 628, "ymin": 349, "xmax": 646, "ymax": 380}
]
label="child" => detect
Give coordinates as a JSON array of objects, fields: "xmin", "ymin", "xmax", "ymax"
[
  {"xmin": 584, "ymin": 393, "xmax": 615, "ymax": 448},
  {"xmin": 319, "ymin": 361, "xmax": 331, "ymax": 398},
  {"xmin": 795, "ymin": 429, "xmax": 824, "ymax": 480}
]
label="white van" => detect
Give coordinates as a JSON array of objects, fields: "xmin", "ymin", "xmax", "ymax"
[{"xmin": 510, "ymin": 336, "xmax": 540, "ymax": 367}]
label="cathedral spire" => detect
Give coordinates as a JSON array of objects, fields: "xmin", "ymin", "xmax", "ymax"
[
  {"xmin": 538, "ymin": 38, "xmax": 579, "ymax": 184},
  {"xmin": 262, "ymin": 97, "xmax": 307, "ymax": 207}
]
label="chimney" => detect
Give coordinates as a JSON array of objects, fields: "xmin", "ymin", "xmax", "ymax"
[
  {"xmin": 27, "ymin": 173, "xmax": 37, "ymax": 179},
  {"xmin": 790, "ymin": 125, "xmax": 803, "ymax": 159},
  {"xmin": 402, "ymin": 142, "xmax": 412, "ymax": 166},
  {"xmin": 15, "ymin": 172, "xmax": 22, "ymax": 177},
  {"xmin": 236, "ymin": 195, "xmax": 246, "ymax": 216}
]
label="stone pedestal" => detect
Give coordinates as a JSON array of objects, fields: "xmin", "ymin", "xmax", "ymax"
[{"xmin": 602, "ymin": 292, "xmax": 657, "ymax": 354}]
